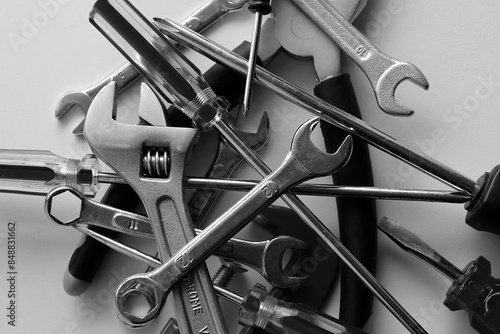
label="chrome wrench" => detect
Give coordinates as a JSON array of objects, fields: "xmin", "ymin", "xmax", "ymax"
[
  {"xmin": 84, "ymin": 83, "xmax": 227, "ymax": 333},
  {"xmin": 55, "ymin": 0, "xmax": 249, "ymax": 135},
  {"xmin": 45, "ymin": 185, "xmax": 308, "ymax": 288},
  {"xmin": 291, "ymin": 0, "xmax": 429, "ymax": 116},
  {"xmin": 110, "ymin": 115, "xmax": 352, "ymax": 327}
]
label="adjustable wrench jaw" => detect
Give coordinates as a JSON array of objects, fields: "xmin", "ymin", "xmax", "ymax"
[{"xmin": 84, "ymin": 81, "xmax": 199, "ymax": 188}]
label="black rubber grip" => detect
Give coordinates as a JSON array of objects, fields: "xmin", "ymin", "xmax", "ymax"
[
  {"xmin": 316, "ymin": 74, "xmax": 377, "ymax": 328},
  {"xmin": 466, "ymin": 165, "xmax": 500, "ymax": 235},
  {"xmin": 67, "ymin": 184, "xmax": 141, "ymax": 283},
  {"xmin": 166, "ymin": 41, "xmax": 256, "ymax": 127}
]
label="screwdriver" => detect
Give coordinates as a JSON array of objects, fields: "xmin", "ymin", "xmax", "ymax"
[
  {"xmin": 0, "ymin": 149, "xmax": 123, "ymax": 196},
  {"xmin": 378, "ymin": 217, "xmax": 500, "ymax": 334},
  {"xmin": 74, "ymin": 225, "xmax": 368, "ymax": 334},
  {"xmin": 0, "ymin": 149, "xmax": 471, "ymax": 204}
]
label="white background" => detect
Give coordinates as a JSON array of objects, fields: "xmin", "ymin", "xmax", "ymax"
[{"xmin": 1, "ymin": 0, "xmax": 500, "ymax": 333}]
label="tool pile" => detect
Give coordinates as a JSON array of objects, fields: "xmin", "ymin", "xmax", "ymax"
[{"xmin": 3, "ymin": 0, "xmax": 500, "ymax": 333}]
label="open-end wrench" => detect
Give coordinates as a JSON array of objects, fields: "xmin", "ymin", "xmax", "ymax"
[
  {"xmin": 291, "ymin": 0, "xmax": 429, "ymax": 116},
  {"xmin": 84, "ymin": 83, "xmax": 228, "ymax": 333},
  {"xmin": 45, "ymin": 185, "xmax": 308, "ymax": 288},
  {"xmin": 107, "ymin": 114, "xmax": 352, "ymax": 327},
  {"xmin": 55, "ymin": 0, "xmax": 250, "ymax": 135},
  {"xmin": 188, "ymin": 112, "xmax": 269, "ymax": 226}
]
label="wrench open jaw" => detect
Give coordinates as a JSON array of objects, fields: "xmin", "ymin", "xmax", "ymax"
[{"xmin": 110, "ymin": 116, "xmax": 352, "ymax": 327}]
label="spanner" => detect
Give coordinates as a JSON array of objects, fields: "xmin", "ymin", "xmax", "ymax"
[
  {"xmin": 55, "ymin": 0, "xmax": 250, "ymax": 135},
  {"xmin": 291, "ymin": 0, "xmax": 429, "ymax": 116},
  {"xmin": 109, "ymin": 114, "xmax": 352, "ymax": 327},
  {"xmin": 188, "ymin": 112, "xmax": 269, "ymax": 226},
  {"xmin": 45, "ymin": 185, "xmax": 308, "ymax": 288},
  {"xmin": 84, "ymin": 83, "xmax": 228, "ymax": 333}
]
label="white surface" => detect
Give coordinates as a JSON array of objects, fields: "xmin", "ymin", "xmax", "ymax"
[{"xmin": 1, "ymin": 0, "xmax": 500, "ymax": 333}]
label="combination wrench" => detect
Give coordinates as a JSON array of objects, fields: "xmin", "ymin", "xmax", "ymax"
[
  {"xmin": 55, "ymin": 0, "xmax": 250, "ymax": 135},
  {"xmin": 291, "ymin": 0, "xmax": 429, "ymax": 116},
  {"xmin": 45, "ymin": 185, "xmax": 308, "ymax": 288},
  {"xmin": 108, "ymin": 115, "xmax": 352, "ymax": 327},
  {"xmin": 84, "ymin": 82, "xmax": 228, "ymax": 333},
  {"xmin": 83, "ymin": 81, "xmax": 351, "ymax": 327}
]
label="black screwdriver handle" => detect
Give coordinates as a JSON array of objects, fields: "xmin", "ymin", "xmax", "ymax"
[
  {"xmin": 316, "ymin": 74, "xmax": 378, "ymax": 328},
  {"xmin": 444, "ymin": 256, "xmax": 500, "ymax": 334}
]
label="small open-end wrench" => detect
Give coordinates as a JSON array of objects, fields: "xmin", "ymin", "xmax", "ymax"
[
  {"xmin": 84, "ymin": 83, "xmax": 228, "ymax": 332},
  {"xmin": 55, "ymin": 0, "xmax": 250, "ymax": 135},
  {"xmin": 188, "ymin": 112, "xmax": 269, "ymax": 226},
  {"xmin": 45, "ymin": 185, "xmax": 308, "ymax": 288},
  {"xmin": 109, "ymin": 115, "xmax": 352, "ymax": 327},
  {"xmin": 291, "ymin": 0, "xmax": 429, "ymax": 116}
]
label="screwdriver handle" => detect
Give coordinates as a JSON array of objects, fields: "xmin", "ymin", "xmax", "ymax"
[
  {"xmin": 0, "ymin": 149, "xmax": 100, "ymax": 196},
  {"xmin": 239, "ymin": 284, "xmax": 369, "ymax": 334},
  {"xmin": 444, "ymin": 256, "xmax": 500, "ymax": 334},
  {"xmin": 465, "ymin": 165, "xmax": 500, "ymax": 235}
]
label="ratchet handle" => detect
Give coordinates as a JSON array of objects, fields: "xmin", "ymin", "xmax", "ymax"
[
  {"xmin": 465, "ymin": 165, "xmax": 500, "ymax": 235},
  {"xmin": 316, "ymin": 74, "xmax": 377, "ymax": 327},
  {"xmin": 444, "ymin": 256, "xmax": 500, "ymax": 334}
]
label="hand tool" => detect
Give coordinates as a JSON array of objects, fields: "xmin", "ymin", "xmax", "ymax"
[
  {"xmin": 0, "ymin": 149, "xmax": 121, "ymax": 197},
  {"xmin": 55, "ymin": 0, "xmax": 250, "ymax": 135},
  {"xmin": 91, "ymin": 111, "xmax": 351, "ymax": 326},
  {"xmin": 87, "ymin": 85, "xmax": 228, "ymax": 334},
  {"xmin": 291, "ymin": 0, "xmax": 429, "ymax": 116},
  {"xmin": 252, "ymin": 205, "xmax": 339, "ymax": 309},
  {"xmin": 188, "ymin": 112, "xmax": 270, "ymax": 226},
  {"xmin": 62, "ymin": 83, "xmax": 169, "ymax": 297},
  {"xmin": 269, "ymin": 0, "xmax": 377, "ymax": 326},
  {"xmin": 64, "ymin": 39, "xmax": 268, "ymax": 297},
  {"xmin": 378, "ymin": 217, "xmax": 500, "ymax": 334},
  {"xmin": 156, "ymin": 18, "xmax": 500, "ymax": 236},
  {"xmin": 45, "ymin": 185, "xmax": 309, "ymax": 288},
  {"xmin": 0, "ymin": 149, "xmax": 470, "ymax": 202},
  {"xmin": 156, "ymin": 284, "xmax": 374, "ymax": 334},
  {"xmin": 241, "ymin": 0, "xmax": 271, "ymax": 116},
  {"xmin": 89, "ymin": 3, "xmax": 428, "ymax": 331},
  {"xmin": 62, "ymin": 221, "xmax": 369, "ymax": 334}
]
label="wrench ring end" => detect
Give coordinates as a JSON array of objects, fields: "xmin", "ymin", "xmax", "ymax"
[{"xmin": 115, "ymin": 275, "xmax": 165, "ymax": 328}]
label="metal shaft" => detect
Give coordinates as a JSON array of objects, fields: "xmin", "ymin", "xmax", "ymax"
[
  {"xmin": 155, "ymin": 18, "xmax": 477, "ymax": 195},
  {"xmin": 215, "ymin": 118, "xmax": 427, "ymax": 334},
  {"xmin": 185, "ymin": 178, "xmax": 470, "ymax": 203},
  {"xmin": 242, "ymin": 11, "xmax": 264, "ymax": 116}
]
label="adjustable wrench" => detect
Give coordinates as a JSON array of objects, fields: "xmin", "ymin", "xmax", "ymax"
[
  {"xmin": 84, "ymin": 83, "xmax": 228, "ymax": 333},
  {"xmin": 291, "ymin": 0, "xmax": 429, "ymax": 116},
  {"xmin": 55, "ymin": 0, "xmax": 250, "ymax": 135},
  {"xmin": 108, "ymin": 113, "xmax": 352, "ymax": 327},
  {"xmin": 45, "ymin": 185, "xmax": 308, "ymax": 288}
]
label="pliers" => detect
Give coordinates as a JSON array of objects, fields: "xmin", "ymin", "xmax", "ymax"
[{"xmin": 256, "ymin": 0, "xmax": 377, "ymax": 327}]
